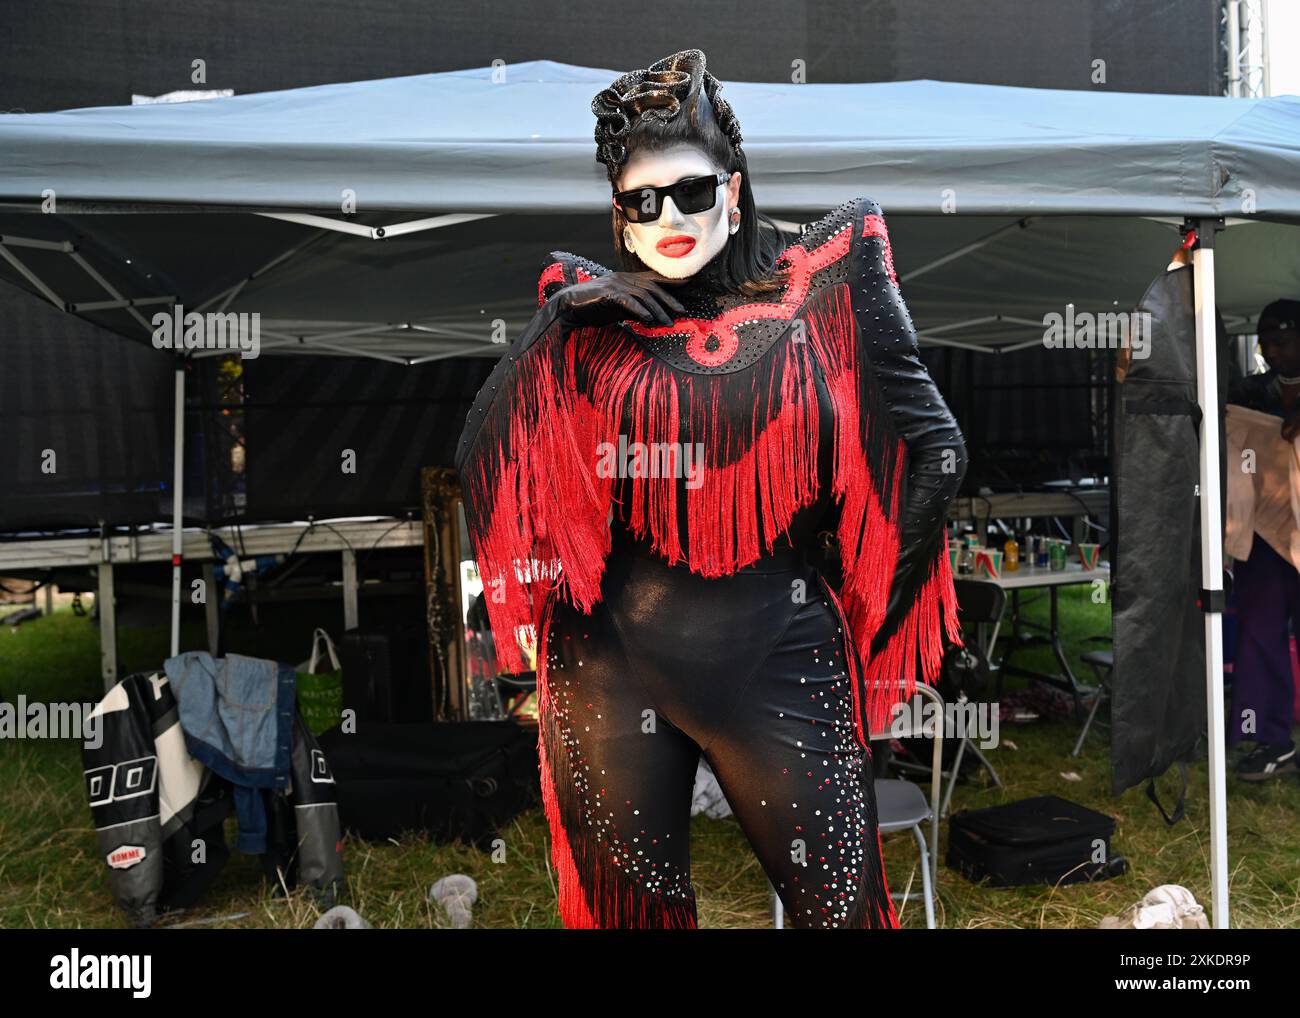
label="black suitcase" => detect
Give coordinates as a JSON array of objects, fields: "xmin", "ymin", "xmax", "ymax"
[
  {"xmin": 946, "ymin": 795, "xmax": 1126, "ymax": 887},
  {"xmin": 318, "ymin": 721, "xmax": 539, "ymax": 849},
  {"xmin": 339, "ymin": 625, "xmax": 433, "ymax": 723}
]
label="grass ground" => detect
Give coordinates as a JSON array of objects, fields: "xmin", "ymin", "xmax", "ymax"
[{"xmin": 1, "ymin": 583, "xmax": 1297, "ymax": 929}]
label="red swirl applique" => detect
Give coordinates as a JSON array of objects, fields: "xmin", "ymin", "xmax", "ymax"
[
  {"xmin": 538, "ymin": 262, "xmax": 565, "ymax": 306},
  {"xmin": 538, "ymin": 262, "xmax": 594, "ymax": 307},
  {"xmin": 684, "ymin": 320, "xmax": 738, "ymax": 366},
  {"xmin": 625, "ymin": 239, "xmax": 851, "ymax": 368},
  {"xmin": 548, "ymin": 211, "xmax": 866, "ymax": 368}
]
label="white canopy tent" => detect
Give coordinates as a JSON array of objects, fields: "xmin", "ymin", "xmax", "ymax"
[{"xmin": 3, "ymin": 61, "xmax": 1300, "ymax": 928}]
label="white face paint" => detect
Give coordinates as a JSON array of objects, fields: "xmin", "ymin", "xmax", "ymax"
[{"xmin": 615, "ymin": 145, "xmax": 740, "ymax": 280}]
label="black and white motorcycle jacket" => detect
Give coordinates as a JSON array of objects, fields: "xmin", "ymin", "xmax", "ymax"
[{"xmin": 83, "ymin": 671, "xmax": 345, "ymax": 927}]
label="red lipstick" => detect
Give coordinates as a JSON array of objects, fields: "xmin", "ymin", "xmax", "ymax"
[{"xmin": 656, "ymin": 235, "xmax": 696, "ymax": 257}]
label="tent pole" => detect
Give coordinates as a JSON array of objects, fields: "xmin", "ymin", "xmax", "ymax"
[
  {"xmin": 1189, "ymin": 217, "xmax": 1228, "ymax": 929},
  {"xmin": 170, "ymin": 362, "xmax": 185, "ymax": 658}
]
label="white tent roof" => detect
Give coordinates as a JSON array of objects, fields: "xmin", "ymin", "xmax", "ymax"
[
  {"xmin": 3, "ymin": 62, "xmax": 1300, "ymax": 218},
  {"xmin": 0, "ymin": 61, "xmax": 1297, "ymax": 358}
]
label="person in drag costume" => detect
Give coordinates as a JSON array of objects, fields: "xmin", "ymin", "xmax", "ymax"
[{"xmin": 456, "ymin": 49, "xmax": 967, "ymax": 929}]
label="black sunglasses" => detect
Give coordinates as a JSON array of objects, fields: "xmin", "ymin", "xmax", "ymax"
[{"xmin": 612, "ymin": 172, "xmax": 729, "ymax": 223}]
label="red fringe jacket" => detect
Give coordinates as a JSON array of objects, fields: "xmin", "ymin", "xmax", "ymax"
[{"xmin": 455, "ymin": 197, "xmax": 966, "ymax": 741}]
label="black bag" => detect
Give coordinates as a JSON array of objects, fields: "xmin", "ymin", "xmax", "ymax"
[
  {"xmin": 339, "ymin": 625, "xmax": 433, "ymax": 724},
  {"xmin": 946, "ymin": 795, "xmax": 1127, "ymax": 887},
  {"xmin": 317, "ymin": 721, "xmax": 540, "ymax": 849}
]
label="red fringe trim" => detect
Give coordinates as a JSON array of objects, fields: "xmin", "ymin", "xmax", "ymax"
[
  {"xmin": 534, "ymin": 593, "xmax": 596, "ymax": 928},
  {"xmin": 458, "ymin": 319, "xmax": 615, "ymax": 675},
  {"xmin": 862, "ymin": 532, "xmax": 962, "ymax": 729},
  {"xmin": 868, "ymin": 823, "xmax": 902, "ymax": 929},
  {"xmin": 579, "ymin": 326, "xmax": 823, "ymax": 574},
  {"xmin": 461, "ymin": 278, "xmax": 960, "ymax": 747}
]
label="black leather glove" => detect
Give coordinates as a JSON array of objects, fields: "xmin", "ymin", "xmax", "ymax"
[{"xmin": 549, "ymin": 270, "xmax": 685, "ymax": 331}]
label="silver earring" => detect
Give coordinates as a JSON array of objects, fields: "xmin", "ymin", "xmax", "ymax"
[
  {"xmin": 728, "ymin": 207, "xmax": 741, "ymax": 235},
  {"xmin": 623, "ymin": 226, "xmax": 636, "ymax": 252}
]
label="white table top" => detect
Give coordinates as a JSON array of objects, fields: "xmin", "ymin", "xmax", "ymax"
[{"xmin": 959, "ymin": 560, "xmax": 1110, "ymax": 590}]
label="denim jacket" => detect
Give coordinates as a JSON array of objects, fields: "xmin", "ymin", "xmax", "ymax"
[{"xmin": 163, "ymin": 651, "xmax": 296, "ymax": 853}]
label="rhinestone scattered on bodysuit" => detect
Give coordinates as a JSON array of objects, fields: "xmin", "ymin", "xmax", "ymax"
[{"xmin": 542, "ymin": 622, "xmax": 695, "ymax": 901}]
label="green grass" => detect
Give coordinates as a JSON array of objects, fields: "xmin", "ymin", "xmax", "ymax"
[{"xmin": 1, "ymin": 585, "xmax": 1298, "ymax": 929}]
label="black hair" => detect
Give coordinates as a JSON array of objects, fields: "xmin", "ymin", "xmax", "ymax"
[{"xmin": 605, "ymin": 89, "xmax": 790, "ymax": 297}]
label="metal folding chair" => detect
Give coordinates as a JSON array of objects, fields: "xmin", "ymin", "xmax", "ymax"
[
  {"xmin": 889, "ymin": 580, "xmax": 1003, "ymax": 816},
  {"xmin": 1071, "ymin": 648, "xmax": 1114, "ymax": 755},
  {"xmin": 872, "ymin": 682, "xmax": 944, "ymax": 928}
]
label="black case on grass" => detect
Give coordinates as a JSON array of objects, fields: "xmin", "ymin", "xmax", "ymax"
[
  {"xmin": 946, "ymin": 794, "xmax": 1126, "ymax": 886},
  {"xmin": 318, "ymin": 721, "xmax": 539, "ymax": 849}
]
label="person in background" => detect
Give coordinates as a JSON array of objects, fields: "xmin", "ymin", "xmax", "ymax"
[{"xmin": 1227, "ymin": 298, "xmax": 1300, "ymax": 780}]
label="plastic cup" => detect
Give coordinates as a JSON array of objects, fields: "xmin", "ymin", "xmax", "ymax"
[{"xmin": 974, "ymin": 548, "xmax": 1004, "ymax": 579}]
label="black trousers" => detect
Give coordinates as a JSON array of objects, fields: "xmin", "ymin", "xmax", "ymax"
[{"xmin": 537, "ymin": 526, "xmax": 897, "ymax": 929}]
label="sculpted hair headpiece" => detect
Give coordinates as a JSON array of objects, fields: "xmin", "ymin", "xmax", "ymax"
[{"xmin": 591, "ymin": 49, "xmax": 743, "ymax": 176}]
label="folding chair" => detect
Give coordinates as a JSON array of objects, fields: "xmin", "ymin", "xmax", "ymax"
[
  {"xmin": 771, "ymin": 682, "xmax": 945, "ymax": 929},
  {"xmin": 956, "ymin": 578, "xmax": 1007, "ymax": 698},
  {"xmin": 943, "ymin": 580, "xmax": 1006, "ymax": 811},
  {"xmin": 889, "ymin": 579, "xmax": 1003, "ymax": 816},
  {"xmin": 873, "ymin": 682, "xmax": 944, "ymax": 928},
  {"xmin": 1071, "ymin": 648, "xmax": 1114, "ymax": 756}
]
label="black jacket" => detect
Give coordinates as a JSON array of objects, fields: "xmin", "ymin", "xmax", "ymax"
[{"xmin": 83, "ymin": 671, "xmax": 344, "ymax": 927}]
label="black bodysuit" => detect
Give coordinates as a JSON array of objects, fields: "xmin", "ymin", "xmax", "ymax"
[{"xmin": 455, "ymin": 197, "xmax": 967, "ymax": 928}]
